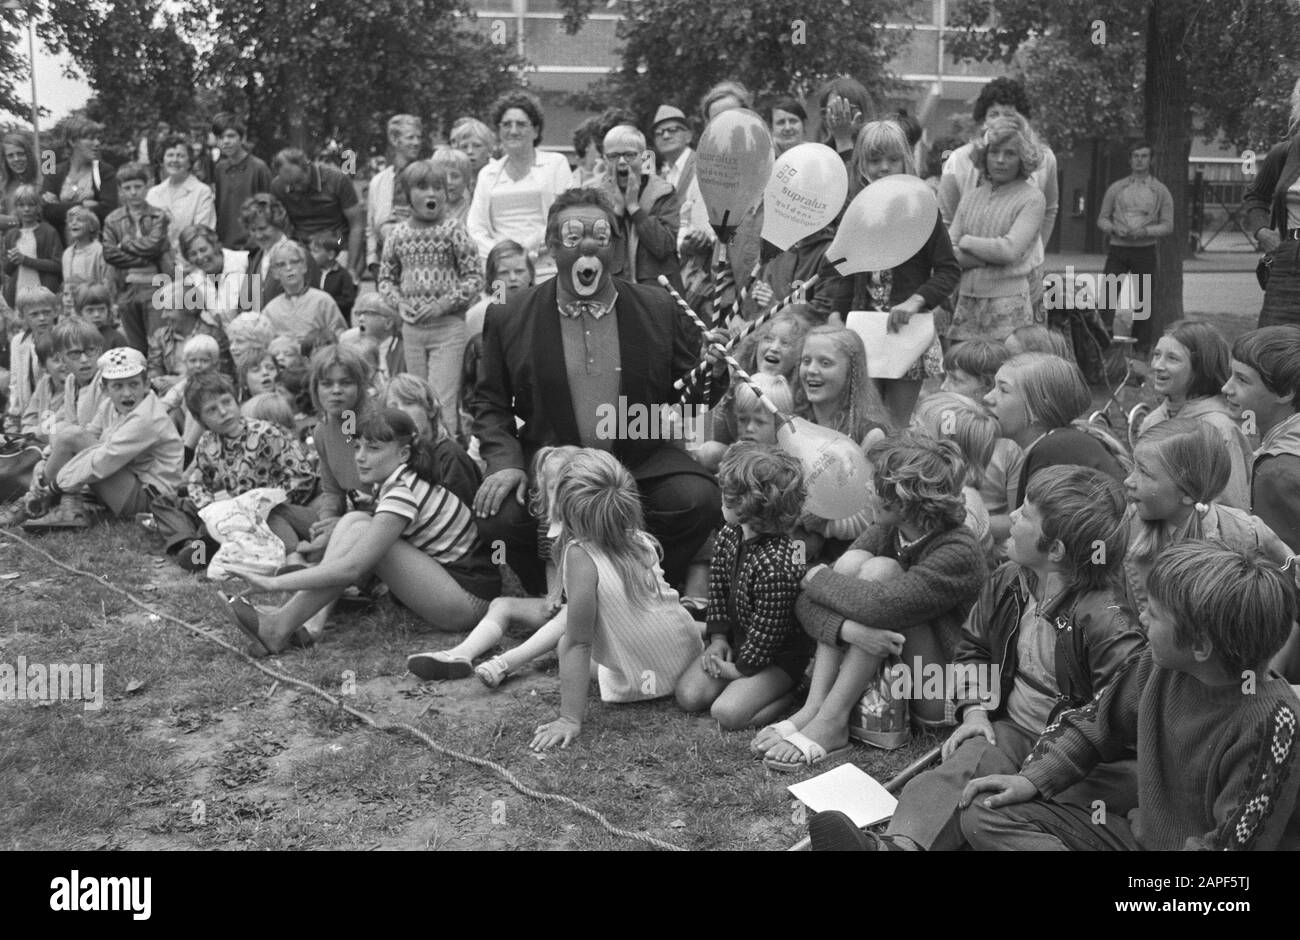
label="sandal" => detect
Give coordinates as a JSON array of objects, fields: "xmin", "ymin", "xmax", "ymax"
[
  {"xmin": 750, "ymin": 719, "xmax": 799, "ymax": 757},
  {"xmin": 221, "ymin": 593, "xmax": 274, "ymax": 657},
  {"xmin": 762, "ymin": 731, "xmax": 850, "ymax": 774},
  {"xmin": 474, "ymin": 655, "xmax": 510, "ymax": 689},
  {"xmin": 407, "ymin": 651, "xmax": 473, "ymax": 681}
]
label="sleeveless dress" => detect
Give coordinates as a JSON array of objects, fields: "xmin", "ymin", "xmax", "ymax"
[{"xmin": 560, "ymin": 534, "xmax": 703, "ymax": 702}]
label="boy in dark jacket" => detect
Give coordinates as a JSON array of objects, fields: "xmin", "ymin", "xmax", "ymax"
[
  {"xmin": 961, "ymin": 541, "xmax": 1300, "ymax": 851},
  {"xmin": 807, "ymin": 464, "xmax": 1140, "ymax": 851}
]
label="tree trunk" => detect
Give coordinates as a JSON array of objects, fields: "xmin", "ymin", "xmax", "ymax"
[{"xmin": 1145, "ymin": 0, "xmax": 1190, "ymax": 332}]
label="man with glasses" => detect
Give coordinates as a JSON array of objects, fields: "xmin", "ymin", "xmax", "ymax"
[
  {"xmin": 471, "ymin": 188, "xmax": 727, "ymax": 596},
  {"xmin": 591, "ymin": 125, "xmax": 682, "ymax": 286}
]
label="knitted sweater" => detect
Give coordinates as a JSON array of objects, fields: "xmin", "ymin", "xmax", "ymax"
[
  {"xmin": 706, "ymin": 525, "xmax": 811, "ymax": 676},
  {"xmin": 796, "ymin": 521, "xmax": 988, "ymax": 656},
  {"xmin": 1021, "ymin": 648, "xmax": 1300, "ymax": 850},
  {"xmin": 261, "ymin": 288, "xmax": 346, "ymax": 342},
  {"xmin": 378, "ymin": 217, "xmax": 483, "ymax": 325},
  {"xmin": 949, "ymin": 179, "xmax": 1045, "ymax": 298}
]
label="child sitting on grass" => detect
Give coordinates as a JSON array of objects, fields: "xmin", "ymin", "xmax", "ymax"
[
  {"xmin": 529, "ymin": 449, "xmax": 704, "ymax": 751},
  {"xmin": 675, "ymin": 443, "xmax": 813, "ymax": 730},
  {"xmin": 21, "ymin": 317, "xmax": 104, "ymax": 442},
  {"xmin": 5, "ymin": 287, "xmax": 57, "ymax": 434},
  {"xmin": 911, "ymin": 392, "xmax": 997, "ymax": 556},
  {"xmin": 74, "ymin": 284, "xmax": 128, "ymax": 351},
  {"xmin": 808, "ymin": 465, "xmax": 1142, "ymax": 851},
  {"xmin": 407, "ymin": 444, "xmax": 577, "ymax": 683},
  {"xmin": 151, "ymin": 371, "xmax": 319, "ymax": 572},
  {"xmin": 756, "ymin": 431, "xmax": 988, "ymax": 771},
  {"xmin": 23, "ymin": 346, "xmax": 182, "ymax": 529},
  {"xmin": 960, "ymin": 541, "xmax": 1300, "ymax": 851}
]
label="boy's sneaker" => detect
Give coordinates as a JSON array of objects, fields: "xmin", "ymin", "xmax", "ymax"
[{"xmin": 22, "ymin": 494, "xmax": 98, "ymax": 531}]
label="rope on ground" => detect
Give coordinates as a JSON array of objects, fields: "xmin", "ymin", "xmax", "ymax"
[{"xmin": 0, "ymin": 529, "xmax": 685, "ymax": 852}]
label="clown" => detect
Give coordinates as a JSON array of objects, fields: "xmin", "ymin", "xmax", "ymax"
[{"xmin": 470, "ymin": 187, "xmax": 729, "ymax": 594}]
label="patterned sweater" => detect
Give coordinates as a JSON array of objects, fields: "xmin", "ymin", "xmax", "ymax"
[
  {"xmin": 378, "ymin": 217, "xmax": 483, "ymax": 325},
  {"xmin": 705, "ymin": 525, "xmax": 811, "ymax": 677},
  {"xmin": 1022, "ymin": 648, "xmax": 1300, "ymax": 850},
  {"xmin": 185, "ymin": 417, "xmax": 319, "ymax": 509}
]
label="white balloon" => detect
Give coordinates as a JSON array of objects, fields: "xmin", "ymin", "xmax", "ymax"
[
  {"xmin": 777, "ymin": 416, "xmax": 874, "ymax": 521},
  {"xmin": 825, "ymin": 175, "xmax": 938, "ymax": 275},
  {"xmin": 761, "ymin": 143, "xmax": 848, "ymax": 252},
  {"xmin": 695, "ymin": 110, "xmax": 774, "ymax": 241}
]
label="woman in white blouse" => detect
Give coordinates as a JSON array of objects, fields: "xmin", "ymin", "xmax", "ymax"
[
  {"xmin": 148, "ymin": 135, "xmax": 216, "ymax": 263},
  {"xmin": 466, "ymin": 91, "xmax": 574, "ymax": 280}
]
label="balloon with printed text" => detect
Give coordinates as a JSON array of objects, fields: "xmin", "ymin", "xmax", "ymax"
[
  {"xmin": 825, "ymin": 175, "xmax": 938, "ymax": 275},
  {"xmin": 776, "ymin": 417, "xmax": 874, "ymax": 521},
  {"xmin": 695, "ymin": 110, "xmax": 774, "ymax": 243},
  {"xmin": 762, "ymin": 143, "xmax": 848, "ymax": 252}
]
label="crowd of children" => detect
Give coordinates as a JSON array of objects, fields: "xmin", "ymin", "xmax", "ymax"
[{"xmin": 4, "ymin": 91, "xmax": 1300, "ymax": 853}]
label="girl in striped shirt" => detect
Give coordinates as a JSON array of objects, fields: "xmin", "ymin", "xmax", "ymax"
[
  {"xmin": 224, "ymin": 408, "xmax": 498, "ymax": 656},
  {"xmin": 529, "ymin": 449, "xmax": 703, "ymax": 751}
]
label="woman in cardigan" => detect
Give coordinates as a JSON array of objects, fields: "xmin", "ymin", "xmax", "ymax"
[
  {"xmin": 947, "ymin": 117, "xmax": 1046, "ymax": 344},
  {"xmin": 1243, "ymin": 76, "xmax": 1300, "ymax": 328},
  {"xmin": 1135, "ymin": 319, "xmax": 1252, "ymax": 509},
  {"xmin": 466, "ymin": 91, "xmax": 573, "ymax": 280}
]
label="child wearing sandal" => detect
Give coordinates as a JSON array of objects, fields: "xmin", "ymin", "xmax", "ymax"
[
  {"xmin": 225, "ymin": 408, "xmax": 499, "ymax": 656},
  {"xmin": 755, "ymin": 431, "xmax": 987, "ymax": 772},
  {"xmin": 529, "ymin": 449, "xmax": 704, "ymax": 751},
  {"xmin": 674, "ymin": 444, "xmax": 813, "ymax": 730},
  {"xmin": 406, "ymin": 444, "xmax": 578, "ymax": 683}
]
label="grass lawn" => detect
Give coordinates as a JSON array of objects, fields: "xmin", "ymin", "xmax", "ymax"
[
  {"xmin": 0, "ymin": 307, "xmax": 1250, "ymax": 851},
  {"xmin": 0, "ymin": 523, "xmax": 938, "ymax": 851}
]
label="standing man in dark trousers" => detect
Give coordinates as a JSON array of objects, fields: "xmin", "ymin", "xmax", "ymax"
[{"xmin": 1096, "ymin": 140, "xmax": 1174, "ymax": 355}]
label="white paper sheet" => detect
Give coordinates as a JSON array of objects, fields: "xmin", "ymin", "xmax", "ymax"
[
  {"xmin": 787, "ymin": 762, "xmax": 898, "ymax": 828},
  {"xmin": 845, "ymin": 310, "xmax": 936, "ymax": 380}
]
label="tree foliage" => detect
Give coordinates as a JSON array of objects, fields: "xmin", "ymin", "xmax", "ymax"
[
  {"xmin": 557, "ymin": 0, "xmax": 913, "ymax": 125},
  {"xmin": 40, "ymin": 0, "xmax": 197, "ymax": 146},
  {"xmin": 946, "ymin": 0, "xmax": 1300, "ymax": 153},
  {"xmin": 187, "ymin": 0, "xmax": 523, "ymax": 157},
  {"xmin": 2, "ymin": 4, "xmax": 42, "ymax": 124}
]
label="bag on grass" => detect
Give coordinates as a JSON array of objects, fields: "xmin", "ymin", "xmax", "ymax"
[
  {"xmin": 198, "ymin": 487, "xmax": 288, "ymax": 580},
  {"xmin": 849, "ymin": 655, "xmax": 912, "ymax": 750}
]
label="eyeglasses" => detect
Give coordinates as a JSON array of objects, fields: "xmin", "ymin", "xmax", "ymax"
[
  {"xmin": 61, "ymin": 349, "xmax": 99, "ymax": 360},
  {"xmin": 605, "ymin": 151, "xmax": 640, "ymax": 163},
  {"xmin": 655, "ymin": 125, "xmax": 688, "ymax": 137},
  {"xmin": 559, "ymin": 218, "xmax": 612, "ymax": 248}
]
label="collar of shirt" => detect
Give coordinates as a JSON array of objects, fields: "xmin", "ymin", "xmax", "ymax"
[{"xmin": 557, "ymin": 283, "xmax": 618, "ymax": 320}]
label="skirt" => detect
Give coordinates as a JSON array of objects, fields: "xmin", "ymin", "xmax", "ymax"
[{"xmin": 948, "ymin": 287, "xmax": 1035, "ymax": 343}]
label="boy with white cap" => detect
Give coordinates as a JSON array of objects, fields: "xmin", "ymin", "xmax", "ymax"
[{"xmin": 22, "ymin": 346, "xmax": 183, "ymax": 529}]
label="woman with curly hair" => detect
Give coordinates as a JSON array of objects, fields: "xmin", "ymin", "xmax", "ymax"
[{"xmin": 465, "ymin": 91, "xmax": 574, "ymax": 279}]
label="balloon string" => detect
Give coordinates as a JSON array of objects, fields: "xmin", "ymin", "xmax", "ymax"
[
  {"xmin": 658, "ymin": 276, "xmax": 785, "ymax": 421},
  {"xmin": 672, "ymin": 273, "xmax": 819, "ymax": 393}
]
